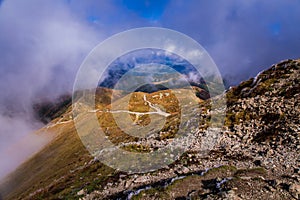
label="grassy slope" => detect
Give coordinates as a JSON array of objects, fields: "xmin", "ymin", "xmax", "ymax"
[
  {"xmin": 0, "ymin": 88, "xmax": 201, "ymax": 199},
  {"xmin": 0, "ymin": 120, "xmax": 113, "ymax": 199},
  {"xmin": 2, "ymin": 58, "xmax": 298, "ymax": 199},
  {"xmin": 0, "ymin": 91, "xmax": 116, "ymax": 199}
]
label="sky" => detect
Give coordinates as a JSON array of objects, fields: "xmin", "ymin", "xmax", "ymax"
[{"xmin": 0, "ymin": 0, "xmax": 300, "ymax": 179}]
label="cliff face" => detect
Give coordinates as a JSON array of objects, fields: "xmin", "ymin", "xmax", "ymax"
[
  {"xmin": 0, "ymin": 59, "xmax": 299, "ymax": 200},
  {"xmin": 225, "ymin": 59, "xmax": 299, "ymax": 145}
]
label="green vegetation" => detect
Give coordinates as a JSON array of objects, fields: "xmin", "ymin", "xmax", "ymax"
[
  {"xmin": 0, "ymin": 88, "xmax": 195, "ymax": 199},
  {"xmin": 1, "ymin": 122, "xmax": 116, "ymax": 200},
  {"xmin": 5, "ymin": 57, "xmax": 299, "ymax": 199},
  {"xmin": 122, "ymin": 144, "xmax": 151, "ymax": 153},
  {"xmin": 234, "ymin": 167, "xmax": 266, "ymax": 177},
  {"xmin": 224, "ymin": 109, "xmax": 254, "ymax": 127},
  {"xmin": 130, "ymin": 165, "xmax": 267, "ymax": 200},
  {"xmin": 132, "ymin": 187, "xmax": 169, "ymax": 200},
  {"xmin": 226, "ymin": 78, "xmax": 253, "ymax": 106},
  {"xmin": 204, "ymin": 165, "xmax": 237, "ymax": 178}
]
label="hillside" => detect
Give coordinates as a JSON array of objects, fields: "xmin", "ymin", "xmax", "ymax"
[{"xmin": 0, "ymin": 59, "xmax": 299, "ymax": 200}]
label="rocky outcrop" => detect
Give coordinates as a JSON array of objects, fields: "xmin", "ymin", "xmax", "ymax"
[
  {"xmin": 2, "ymin": 59, "xmax": 299, "ymax": 200},
  {"xmin": 73, "ymin": 59, "xmax": 299, "ymax": 200}
]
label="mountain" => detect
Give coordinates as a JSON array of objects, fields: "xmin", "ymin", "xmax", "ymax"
[
  {"xmin": 0, "ymin": 59, "xmax": 299, "ymax": 200},
  {"xmin": 33, "ymin": 94, "xmax": 72, "ymax": 124}
]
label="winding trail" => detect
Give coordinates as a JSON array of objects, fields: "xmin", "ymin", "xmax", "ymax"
[{"xmin": 88, "ymin": 94, "xmax": 171, "ymax": 118}]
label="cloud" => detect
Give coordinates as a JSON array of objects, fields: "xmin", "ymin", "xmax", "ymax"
[
  {"xmin": 0, "ymin": 114, "xmax": 51, "ymax": 180},
  {"xmin": 1, "ymin": 0, "xmax": 300, "ymax": 180},
  {"xmin": 0, "ymin": 0, "xmax": 101, "ymax": 180},
  {"xmin": 0, "ymin": 0, "xmax": 158, "ymax": 180},
  {"xmin": 161, "ymin": 0, "xmax": 300, "ymax": 84},
  {"xmin": 0, "ymin": 0, "xmax": 101, "ymax": 107},
  {"xmin": 1, "ymin": 0, "xmax": 299, "ymax": 115}
]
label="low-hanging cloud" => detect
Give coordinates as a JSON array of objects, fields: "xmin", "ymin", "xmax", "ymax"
[
  {"xmin": 0, "ymin": 0, "xmax": 300, "ymax": 181},
  {"xmin": 0, "ymin": 0, "xmax": 101, "ymax": 180},
  {"xmin": 0, "ymin": 0, "xmax": 155, "ymax": 181},
  {"xmin": 0, "ymin": 114, "xmax": 51, "ymax": 180}
]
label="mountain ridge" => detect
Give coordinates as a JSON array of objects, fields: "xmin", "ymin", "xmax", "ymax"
[{"xmin": 0, "ymin": 59, "xmax": 299, "ymax": 200}]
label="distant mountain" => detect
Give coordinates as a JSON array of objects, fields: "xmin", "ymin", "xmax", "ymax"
[
  {"xmin": 98, "ymin": 50, "xmax": 207, "ymax": 91},
  {"xmin": 32, "ymin": 94, "xmax": 72, "ymax": 124},
  {"xmin": 1, "ymin": 59, "xmax": 299, "ymax": 200}
]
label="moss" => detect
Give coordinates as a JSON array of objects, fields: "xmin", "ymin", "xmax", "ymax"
[
  {"xmin": 224, "ymin": 111, "xmax": 235, "ymax": 127},
  {"xmin": 122, "ymin": 144, "xmax": 151, "ymax": 153},
  {"xmin": 132, "ymin": 187, "xmax": 169, "ymax": 200},
  {"xmin": 234, "ymin": 167, "xmax": 266, "ymax": 177},
  {"xmin": 239, "ymin": 78, "xmax": 254, "ymax": 89}
]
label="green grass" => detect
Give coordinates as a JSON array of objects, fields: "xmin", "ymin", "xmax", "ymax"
[
  {"xmin": 122, "ymin": 144, "xmax": 151, "ymax": 153},
  {"xmin": 204, "ymin": 165, "xmax": 237, "ymax": 178},
  {"xmin": 130, "ymin": 165, "xmax": 266, "ymax": 199},
  {"xmin": 0, "ymin": 89, "xmax": 194, "ymax": 199},
  {"xmin": 0, "ymin": 116, "xmax": 115, "ymax": 200}
]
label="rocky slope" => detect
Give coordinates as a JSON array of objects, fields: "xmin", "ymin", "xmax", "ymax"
[
  {"xmin": 83, "ymin": 59, "xmax": 300, "ymax": 199},
  {"xmin": 0, "ymin": 59, "xmax": 299, "ymax": 200}
]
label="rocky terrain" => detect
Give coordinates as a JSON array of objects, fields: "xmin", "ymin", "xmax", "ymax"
[
  {"xmin": 82, "ymin": 59, "xmax": 300, "ymax": 199},
  {"xmin": 0, "ymin": 59, "xmax": 299, "ymax": 200}
]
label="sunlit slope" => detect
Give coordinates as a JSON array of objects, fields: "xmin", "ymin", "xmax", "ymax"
[
  {"xmin": 1, "ymin": 59, "xmax": 299, "ymax": 200},
  {"xmin": 0, "ymin": 88, "xmax": 202, "ymax": 199}
]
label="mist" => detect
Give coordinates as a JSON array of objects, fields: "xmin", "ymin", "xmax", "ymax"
[
  {"xmin": 0, "ymin": 114, "xmax": 52, "ymax": 180},
  {"xmin": 0, "ymin": 0, "xmax": 300, "ymax": 182},
  {"xmin": 0, "ymin": 0, "xmax": 100, "ymax": 180}
]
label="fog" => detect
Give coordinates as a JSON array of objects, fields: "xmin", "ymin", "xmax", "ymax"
[
  {"xmin": 0, "ymin": 114, "xmax": 52, "ymax": 180},
  {"xmin": 0, "ymin": 0, "xmax": 100, "ymax": 181},
  {"xmin": 0, "ymin": 0, "xmax": 300, "ymax": 181}
]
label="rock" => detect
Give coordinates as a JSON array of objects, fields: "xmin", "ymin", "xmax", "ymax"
[
  {"xmin": 289, "ymin": 183, "xmax": 300, "ymax": 199},
  {"xmin": 222, "ymin": 189, "xmax": 242, "ymax": 200},
  {"xmin": 50, "ymin": 59, "xmax": 300, "ymax": 200},
  {"xmin": 240, "ymin": 176, "xmax": 252, "ymax": 180},
  {"xmin": 77, "ymin": 189, "xmax": 85, "ymax": 196},
  {"xmin": 254, "ymin": 160, "xmax": 262, "ymax": 166},
  {"xmin": 125, "ymin": 180, "xmax": 132, "ymax": 188},
  {"xmin": 134, "ymin": 176, "xmax": 150, "ymax": 183},
  {"xmin": 175, "ymin": 166, "xmax": 190, "ymax": 174}
]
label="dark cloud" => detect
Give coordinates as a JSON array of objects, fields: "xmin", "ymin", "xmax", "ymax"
[
  {"xmin": 161, "ymin": 0, "xmax": 300, "ymax": 84},
  {"xmin": 0, "ymin": 0, "xmax": 299, "ymax": 179}
]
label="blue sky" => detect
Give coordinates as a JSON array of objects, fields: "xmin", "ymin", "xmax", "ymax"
[
  {"xmin": 121, "ymin": 0, "xmax": 169, "ymax": 20},
  {"xmin": 0, "ymin": 0, "xmax": 300, "ymax": 115},
  {"xmin": 66, "ymin": 0, "xmax": 300, "ymax": 78},
  {"xmin": 0, "ymin": 0, "xmax": 300, "ymax": 180}
]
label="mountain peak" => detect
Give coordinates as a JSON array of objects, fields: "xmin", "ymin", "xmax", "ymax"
[
  {"xmin": 1, "ymin": 59, "xmax": 299, "ymax": 200},
  {"xmin": 227, "ymin": 59, "xmax": 300, "ymax": 106}
]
